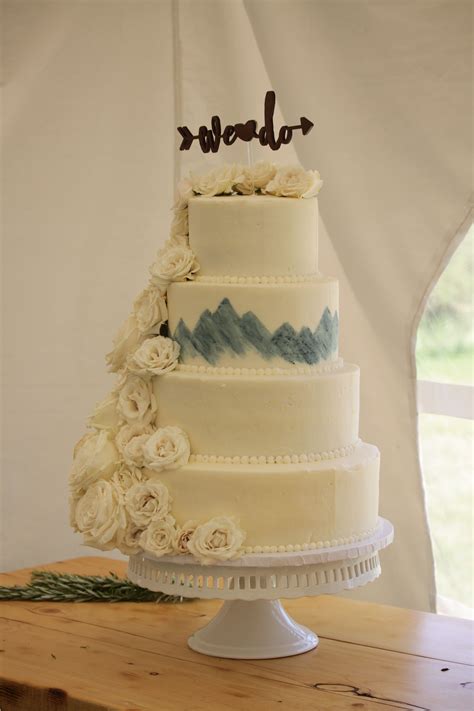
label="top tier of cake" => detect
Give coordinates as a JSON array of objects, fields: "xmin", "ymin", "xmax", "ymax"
[{"xmin": 188, "ymin": 195, "xmax": 318, "ymax": 277}]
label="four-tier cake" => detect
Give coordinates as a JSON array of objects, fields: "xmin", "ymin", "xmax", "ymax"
[{"xmin": 69, "ymin": 163, "xmax": 379, "ymax": 564}]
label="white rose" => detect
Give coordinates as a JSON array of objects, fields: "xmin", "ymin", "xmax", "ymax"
[
  {"xmin": 173, "ymin": 177, "xmax": 193, "ymax": 212},
  {"xmin": 69, "ymin": 490, "xmax": 82, "ymax": 531},
  {"xmin": 73, "ymin": 432, "xmax": 93, "ymax": 459},
  {"xmin": 140, "ymin": 515, "xmax": 177, "ymax": 557},
  {"xmin": 234, "ymin": 162, "xmax": 277, "ymax": 195},
  {"xmin": 233, "ymin": 166, "xmax": 255, "ymax": 196},
  {"xmin": 73, "ymin": 479, "xmax": 126, "ymax": 550},
  {"xmin": 264, "ymin": 165, "xmax": 323, "ymax": 198},
  {"xmin": 133, "ymin": 286, "xmax": 168, "ymax": 334},
  {"xmin": 117, "ymin": 517, "xmax": 145, "ymax": 555},
  {"xmin": 112, "ymin": 464, "xmax": 146, "ymax": 498},
  {"xmin": 149, "ymin": 245, "xmax": 200, "ymax": 291},
  {"xmin": 187, "ymin": 516, "xmax": 246, "ymax": 565},
  {"xmin": 173, "ymin": 520, "xmax": 198, "ymax": 554},
  {"xmin": 125, "ymin": 478, "xmax": 172, "ymax": 527},
  {"xmin": 70, "ymin": 430, "xmax": 118, "ymax": 493},
  {"xmin": 106, "ymin": 314, "xmax": 143, "ymax": 373},
  {"xmin": 123, "ymin": 434, "xmax": 151, "ymax": 467},
  {"xmin": 169, "ymin": 209, "xmax": 189, "ymax": 243},
  {"xmin": 191, "ymin": 164, "xmax": 245, "ymax": 197},
  {"xmin": 117, "ymin": 375, "xmax": 157, "ymax": 425},
  {"xmin": 167, "ymin": 232, "xmax": 189, "ymax": 248},
  {"xmin": 115, "ymin": 423, "xmax": 152, "ymax": 453},
  {"xmin": 251, "ymin": 161, "xmax": 277, "ymax": 189},
  {"xmin": 87, "ymin": 391, "xmax": 121, "ymax": 431},
  {"xmin": 128, "ymin": 336, "xmax": 180, "ymax": 376},
  {"xmin": 143, "ymin": 426, "xmax": 190, "ymax": 472}
]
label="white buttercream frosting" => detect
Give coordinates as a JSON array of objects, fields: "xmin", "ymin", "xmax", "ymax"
[
  {"xmin": 195, "ymin": 274, "xmax": 321, "ymax": 284},
  {"xmin": 176, "ymin": 359, "xmax": 343, "ymax": 376},
  {"xmin": 188, "ymin": 441, "xmax": 360, "ymax": 466},
  {"xmin": 158, "ymin": 444, "xmax": 380, "ymax": 550},
  {"xmin": 188, "ymin": 194, "xmax": 318, "ymax": 277},
  {"xmin": 154, "ymin": 366, "xmax": 359, "ymax": 458}
]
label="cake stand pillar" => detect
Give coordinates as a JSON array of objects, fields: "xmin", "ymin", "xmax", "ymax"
[{"xmin": 188, "ymin": 598, "xmax": 318, "ymax": 659}]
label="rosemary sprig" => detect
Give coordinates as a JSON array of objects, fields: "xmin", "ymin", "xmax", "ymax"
[{"xmin": 0, "ymin": 570, "xmax": 191, "ymax": 603}]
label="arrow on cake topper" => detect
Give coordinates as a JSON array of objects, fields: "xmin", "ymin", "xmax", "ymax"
[{"xmin": 177, "ymin": 90, "xmax": 314, "ymax": 153}]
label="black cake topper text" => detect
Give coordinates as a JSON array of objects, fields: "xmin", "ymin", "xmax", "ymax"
[{"xmin": 177, "ymin": 91, "xmax": 314, "ymax": 153}]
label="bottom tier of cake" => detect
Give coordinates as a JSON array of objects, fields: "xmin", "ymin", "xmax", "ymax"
[{"xmin": 158, "ymin": 442, "xmax": 379, "ymax": 553}]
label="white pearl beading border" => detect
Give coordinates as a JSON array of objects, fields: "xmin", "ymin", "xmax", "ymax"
[
  {"xmin": 188, "ymin": 441, "xmax": 360, "ymax": 466},
  {"xmin": 239, "ymin": 527, "xmax": 377, "ymax": 555},
  {"xmin": 195, "ymin": 273, "xmax": 321, "ymax": 285},
  {"xmin": 176, "ymin": 359, "xmax": 343, "ymax": 377}
]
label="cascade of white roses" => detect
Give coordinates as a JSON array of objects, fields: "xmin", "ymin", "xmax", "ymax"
[{"xmin": 69, "ymin": 161, "xmax": 322, "ymax": 563}]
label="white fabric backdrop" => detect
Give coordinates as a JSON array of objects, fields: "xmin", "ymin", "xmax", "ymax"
[{"xmin": 2, "ymin": 0, "xmax": 471, "ymax": 612}]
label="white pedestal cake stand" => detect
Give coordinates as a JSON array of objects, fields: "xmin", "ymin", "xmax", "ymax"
[{"xmin": 128, "ymin": 517, "xmax": 393, "ymax": 660}]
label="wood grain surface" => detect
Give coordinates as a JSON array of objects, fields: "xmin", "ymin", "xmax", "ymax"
[{"xmin": 0, "ymin": 556, "xmax": 472, "ymax": 710}]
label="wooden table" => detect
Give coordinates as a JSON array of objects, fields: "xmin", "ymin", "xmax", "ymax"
[{"xmin": 0, "ymin": 557, "xmax": 472, "ymax": 710}]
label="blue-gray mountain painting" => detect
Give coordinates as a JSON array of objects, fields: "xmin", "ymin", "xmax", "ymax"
[{"xmin": 173, "ymin": 298, "xmax": 338, "ymax": 366}]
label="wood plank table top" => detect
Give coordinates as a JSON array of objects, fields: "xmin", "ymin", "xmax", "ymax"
[{"xmin": 0, "ymin": 556, "xmax": 472, "ymax": 710}]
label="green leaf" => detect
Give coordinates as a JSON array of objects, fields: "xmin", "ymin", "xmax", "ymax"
[{"xmin": 0, "ymin": 570, "xmax": 193, "ymax": 603}]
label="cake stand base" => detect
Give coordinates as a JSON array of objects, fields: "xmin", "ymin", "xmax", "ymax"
[
  {"xmin": 128, "ymin": 517, "xmax": 394, "ymax": 659},
  {"xmin": 188, "ymin": 599, "xmax": 318, "ymax": 659}
]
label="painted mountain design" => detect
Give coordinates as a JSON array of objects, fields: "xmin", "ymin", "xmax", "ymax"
[{"xmin": 174, "ymin": 298, "xmax": 338, "ymax": 366}]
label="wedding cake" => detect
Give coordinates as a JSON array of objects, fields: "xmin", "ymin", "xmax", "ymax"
[{"xmin": 69, "ymin": 163, "xmax": 379, "ymax": 564}]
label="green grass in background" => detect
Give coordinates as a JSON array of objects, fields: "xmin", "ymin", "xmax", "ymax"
[
  {"xmin": 417, "ymin": 349, "xmax": 472, "ymax": 384},
  {"xmin": 416, "ymin": 227, "xmax": 473, "ymax": 615},
  {"xmin": 417, "ymin": 227, "xmax": 473, "ymax": 385},
  {"xmin": 419, "ymin": 415, "xmax": 473, "ymax": 610}
]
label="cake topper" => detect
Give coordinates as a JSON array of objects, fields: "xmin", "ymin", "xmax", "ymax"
[{"xmin": 177, "ymin": 90, "xmax": 314, "ymax": 153}]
